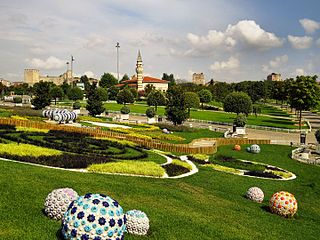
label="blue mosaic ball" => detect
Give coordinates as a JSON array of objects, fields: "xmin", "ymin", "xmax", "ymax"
[
  {"xmin": 62, "ymin": 193, "xmax": 126, "ymax": 240},
  {"xmin": 250, "ymin": 144, "xmax": 261, "ymax": 154}
]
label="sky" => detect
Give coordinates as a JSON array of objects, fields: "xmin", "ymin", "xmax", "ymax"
[{"xmin": 1, "ymin": 0, "xmax": 320, "ymax": 83}]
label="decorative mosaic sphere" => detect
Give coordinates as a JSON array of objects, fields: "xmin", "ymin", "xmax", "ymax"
[
  {"xmin": 233, "ymin": 145, "xmax": 241, "ymax": 151},
  {"xmin": 126, "ymin": 210, "xmax": 149, "ymax": 235},
  {"xmin": 44, "ymin": 188, "xmax": 79, "ymax": 220},
  {"xmin": 246, "ymin": 187, "xmax": 264, "ymax": 203},
  {"xmin": 269, "ymin": 191, "xmax": 298, "ymax": 217},
  {"xmin": 62, "ymin": 193, "xmax": 126, "ymax": 240},
  {"xmin": 250, "ymin": 144, "xmax": 261, "ymax": 154}
]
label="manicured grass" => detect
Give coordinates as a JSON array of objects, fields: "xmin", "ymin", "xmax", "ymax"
[
  {"xmin": 1, "ymin": 144, "xmax": 320, "ymax": 239},
  {"xmin": 104, "ymin": 102, "xmax": 300, "ymax": 129},
  {"xmin": 87, "ymin": 160, "xmax": 165, "ymax": 177},
  {"xmin": 168, "ymin": 129, "xmax": 224, "ymax": 143},
  {"xmin": 258, "ymin": 104, "xmax": 291, "ymax": 117},
  {"xmin": 0, "ymin": 143, "xmax": 62, "ymax": 157},
  {"xmin": 171, "ymin": 159, "xmax": 193, "ymax": 170}
]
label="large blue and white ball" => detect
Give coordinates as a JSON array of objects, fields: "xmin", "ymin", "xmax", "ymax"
[
  {"xmin": 126, "ymin": 210, "xmax": 149, "ymax": 235},
  {"xmin": 250, "ymin": 144, "xmax": 261, "ymax": 154},
  {"xmin": 62, "ymin": 193, "xmax": 126, "ymax": 240}
]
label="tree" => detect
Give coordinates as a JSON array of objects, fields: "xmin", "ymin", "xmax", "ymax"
[
  {"xmin": 162, "ymin": 73, "xmax": 176, "ymax": 88},
  {"xmin": 147, "ymin": 90, "xmax": 166, "ymax": 111},
  {"xmin": 31, "ymin": 81, "xmax": 52, "ymax": 109},
  {"xmin": 144, "ymin": 84, "xmax": 156, "ymax": 97},
  {"xmin": 165, "ymin": 85, "xmax": 188, "ymax": 125},
  {"xmin": 121, "ymin": 74, "xmax": 130, "ymax": 82},
  {"xmin": 107, "ymin": 86, "xmax": 119, "ymax": 100},
  {"xmin": 97, "ymin": 87, "xmax": 108, "ymax": 101},
  {"xmin": 184, "ymin": 92, "xmax": 200, "ymax": 116},
  {"xmin": 233, "ymin": 113, "xmax": 247, "ymax": 127},
  {"xmin": 116, "ymin": 88, "xmax": 134, "ymax": 105},
  {"xmin": 68, "ymin": 87, "xmax": 83, "ymax": 101},
  {"xmin": 129, "ymin": 88, "xmax": 138, "ymax": 100},
  {"xmin": 50, "ymin": 85, "xmax": 64, "ymax": 105},
  {"xmin": 60, "ymin": 82, "xmax": 72, "ymax": 99},
  {"xmin": 315, "ymin": 129, "xmax": 320, "ymax": 143},
  {"xmin": 287, "ymin": 75, "xmax": 320, "ymax": 129},
  {"xmin": 80, "ymin": 75, "xmax": 91, "ymax": 91},
  {"xmin": 223, "ymin": 92, "xmax": 253, "ymax": 116},
  {"xmin": 198, "ymin": 89, "xmax": 212, "ymax": 108},
  {"xmin": 86, "ymin": 83, "xmax": 105, "ymax": 117},
  {"xmin": 146, "ymin": 107, "xmax": 156, "ymax": 118},
  {"xmin": 100, "ymin": 73, "xmax": 118, "ymax": 88}
]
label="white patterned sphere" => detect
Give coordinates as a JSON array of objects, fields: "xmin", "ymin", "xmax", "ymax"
[
  {"xmin": 44, "ymin": 188, "xmax": 79, "ymax": 220},
  {"xmin": 246, "ymin": 187, "xmax": 264, "ymax": 203},
  {"xmin": 126, "ymin": 210, "xmax": 149, "ymax": 235},
  {"xmin": 62, "ymin": 193, "xmax": 126, "ymax": 240},
  {"xmin": 250, "ymin": 144, "xmax": 261, "ymax": 154},
  {"xmin": 246, "ymin": 147, "xmax": 251, "ymax": 152},
  {"xmin": 269, "ymin": 191, "xmax": 298, "ymax": 217}
]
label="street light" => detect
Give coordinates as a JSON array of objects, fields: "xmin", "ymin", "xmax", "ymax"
[
  {"xmin": 66, "ymin": 61, "xmax": 70, "ymax": 82},
  {"xmin": 71, "ymin": 55, "xmax": 75, "ymax": 82},
  {"xmin": 115, "ymin": 42, "xmax": 120, "ymax": 81}
]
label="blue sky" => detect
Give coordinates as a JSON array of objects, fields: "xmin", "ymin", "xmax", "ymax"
[{"xmin": 1, "ymin": 0, "xmax": 320, "ymax": 82}]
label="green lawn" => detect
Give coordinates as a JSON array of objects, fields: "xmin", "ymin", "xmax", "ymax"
[
  {"xmin": 103, "ymin": 102, "xmax": 300, "ymax": 129},
  {"xmin": 1, "ymin": 144, "xmax": 320, "ymax": 239},
  {"xmin": 258, "ymin": 104, "xmax": 291, "ymax": 117}
]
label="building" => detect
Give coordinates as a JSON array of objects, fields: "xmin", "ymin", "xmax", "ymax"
[
  {"xmin": 0, "ymin": 78, "xmax": 11, "ymax": 87},
  {"xmin": 24, "ymin": 69, "xmax": 74, "ymax": 86},
  {"xmin": 267, "ymin": 73, "xmax": 282, "ymax": 81},
  {"xmin": 192, "ymin": 73, "xmax": 205, "ymax": 85},
  {"xmin": 116, "ymin": 51, "xmax": 168, "ymax": 92}
]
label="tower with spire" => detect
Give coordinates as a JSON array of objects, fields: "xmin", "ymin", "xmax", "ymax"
[{"xmin": 136, "ymin": 50, "xmax": 144, "ymax": 91}]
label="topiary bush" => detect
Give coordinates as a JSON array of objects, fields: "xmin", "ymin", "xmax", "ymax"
[
  {"xmin": 72, "ymin": 101, "xmax": 81, "ymax": 110},
  {"xmin": 233, "ymin": 113, "xmax": 247, "ymax": 127},
  {"xmin": 146, "ymin": 107, "xmax": 156, "ymax": 118},
  {"xmin": 120, "ymin": 106, "xmax": 130, "ymax": 114},
  {"xmin": 13, "ymin": 97, "xmax": 22, "ymax": 103}
]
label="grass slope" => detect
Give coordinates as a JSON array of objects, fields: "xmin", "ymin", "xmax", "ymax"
[{"xmin": 0, "ymin": 144, "xmax": 320, "ymax": 239}]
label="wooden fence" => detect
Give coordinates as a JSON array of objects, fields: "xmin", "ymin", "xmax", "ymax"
[{"xmin": 0, "ymin": 118, "xmax": 271, "ymax": 154}]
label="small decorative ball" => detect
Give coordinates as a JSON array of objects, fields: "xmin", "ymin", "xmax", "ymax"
[
  {"xmin": 44, "ymin": 188, "xmax": 78, "ymax": 220},
  {"xmin": 269, "ymin": 191, "xmax": 298, "ymax": 217},
  {"xmin": 250, "ymin": 144, "xmax": 261, "ymax": 154},
  {"xmin": 126, "ymin": 210, "xmax": 149, "ymax": 235},
  {"xmin": 233, "ymin": 145, "xmax": 241, "ymax": 151},
  {"xmin": 246, "ymin": 187, "xmax": 264, "ymax": 203},
  {"xmin": 246, "ymin": 147, "xmax": 251, "ymax": 152},
  {"xmin": 62, "ymin": 193, "xmax": 126, "ymax": 240}
]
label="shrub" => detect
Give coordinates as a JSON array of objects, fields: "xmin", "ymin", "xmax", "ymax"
[
  {"xmin": 315, "ymin": 129, "xmax": 320, "ymax": 143},
  {"xmin": 162, "ymin": 162, "xmax": 190, "ymax": 177},
  {"xmin": 244, "ymin": 170, "xmax": 281, "ymax": 179},
  {"xmin": 0, "ymin": 143, "xmax": 62, "ymax": 157},
  {"xmin": 146, "ymin": 107, "xmax": 156, "ymax": 118},
  {"xmin": 155, "ymin": 123, "xmax": 194, "ymax": 132},
  {"xmin": 88, "ymin": 161, "xmax": 165, "ymax": 177},
  {"xmin": 13, "ymin": 97, "xmax": 22, "ymax": 103},
  {"xmin": 16, "ymin": 126, "xmax": 49, "ymax": 133},
  {"xmin": 233, "ymin": 114, "xmax": 247, "ymax": 127},
  {"xmin": 205, "ymin": 164, "xmax": 242, "ymax": 174},
  {"xmin": 120, "ymin": 106, "xmax": 130, "ymax": 114},
  {"xmin": 171, "ymin": 159, "xmax": 192, "ymax": 170},
  {"xmin": 73, "ymin": 101, "xmax": 81, "ymax": 109},
  {"xmin": 188, "ymin": 154, "xmax": 209, "ymax": 164},
  {"xmin": 11, "ymin": 115, "xmax": 28, "ymax": 121}
]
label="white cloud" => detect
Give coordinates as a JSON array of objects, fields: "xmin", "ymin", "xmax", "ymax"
[
  {"xmin": 187, "ymin": 20, "xmax": 283, "ymax": 55},
  {"xmin": 288, "ymin": 35, "xmax": 313, "ymax": 49},
  {"xmin": 295, "ymin": 68, "xmax": 305, "ymax": 76},
  {"xmin": 299, "ymin": 18, "xmax": 320, "ymax": 34},
  {"xmin": 83, "ymin": 71, "xmax": 96, "ymax": 78},
  {"xmin": 83, "ymin": 34, "xmax": 109, "ymax": 49},
  {"xmin": 210, "ymin": 56, "xmax": 240, "ymax": 71},
  {"xmin": 262, "ymin": 55, "xmax": 288, "ymax": 73},
  {"xmin": 26, "ymin": 56, "xmax": 66, "ymax": 70}
]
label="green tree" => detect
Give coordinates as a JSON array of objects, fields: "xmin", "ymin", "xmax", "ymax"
[
  {"xmin": 287, "ymin": 75, "xmax": 320, "ymax": 129},
  {"xmin": 224, "ymin": 92, "xmax": 253, "ymax": 116},
  {"xmin": 144, "ymin": 84, "xmax": 156, "ymax": 97},
  {"xmin": 80, "ymin": 75, "xmax": 91, "ymax": 92},
  {"xmin": 162, "ymin": 73, "xmax": 176, "ymax": 87},
  {"xmin": 116, "ymin": 88, "xmax": 134, "ymax": 105},
  {"xmin": 165, "ymin": 86, "xmax": 188, "ymax": 125},
  {"xmin": 86, "ymin": 83, "xmax": 105, "ymax": 117},
  {"xmin": 184, "ymin": 92, "xmax": 200, "ymax": 116},
  {"xmin": 121, "ymin": 74, "xmax": 130, "ymax": 82},
  {"xmin": 68, "ymin": 87, "xmax": 83, "ymax": 101},
  {"xmin": 198, "ymin": 89, "xmax": 212, "ymax": 108},
  {"xmin": 60, "ymin": 82, "xmax": 72, "ymax": 99},
  {"xmin": 97, "ymin": 87, "xmax": 108, "ymax": 101},
  {"xmin": 233, "ymin": 113, "xmax": 247, "ymax": 127},
  {"xmin": 100, "ymin": 73, "xmax": 118, "ymax": 88},
  {"xmin": 146, "ymin": 107, "xmax": 156, "ymax": 118},
  {"xmin": 129, "ymin": 88, "xmax": 138, "ymax": 100},
  {"xmin": 50, "ymin": 85, "xmax": 64, "ymax": 105},
  {"xmin": 108, "ymin": 86, "xmax": 119, "ymax": 100},
  {"xmin": 147, "ymin": 90, "xmax": 166, "ymax": 111},
  {"xmin": 31, "ymin": 81, "xmax": 52, "ymax": 110}
]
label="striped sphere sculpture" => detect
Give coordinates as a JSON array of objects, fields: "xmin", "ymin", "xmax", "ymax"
[
  {"xmin": 269, "ymin": 191, "xmax": 298, "ymax": 217},
  {"xmin": 62, "ymin": 193, "xmax": 126, "ymax": 240},
  {"xmin": 44, "ymin": 188, "xmax": 79, "ymax": 220},
  {"xmin": 43, "ymin": 109, "xmax": 77, "ymax": 123},
  {"xmin": 246, "ymin": 187, "xmax": 264, "ymax": 203},
  {"xmin": 125, "ymin": 210, "xmax": 149, "ymax": 235}
]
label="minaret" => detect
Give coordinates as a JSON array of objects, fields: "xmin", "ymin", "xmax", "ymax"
[{"xmin": 136, "ymin": 50, "xmax": 144, "ymax": 91}]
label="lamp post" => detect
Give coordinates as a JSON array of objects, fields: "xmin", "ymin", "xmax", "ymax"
[
  {"xmin": 66, "ymin": 61, "xmax": 69, "ymax": 82},
  {"xmin": 71, "ymin": 55, "xmax": 75, "ymax": 82},
  {"xmin": 115, "ymin": 42, "xmax": 120, "ymax": 81}
]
